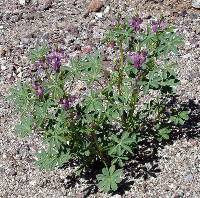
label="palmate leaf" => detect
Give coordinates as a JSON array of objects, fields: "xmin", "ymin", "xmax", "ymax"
[
  {"xmin": 157, "ymin": 31, "xmax": 183, "ymax": 56},
  {"xmin": 29, "ymin": 45, "xmax": 49, "ymax": 63},
  {"xmin": 15, "ymin": 116, "xmax": 33, "ymax": 137},
  {"xmin": 48, "ymin": 83, "xmax": 64, "ymax": 99},
  {"xmin": 111, "ymin": 155, "xmax": 129, "ymax": 167},
  {"xmin": 84, "ymin": 92, "xmax": 104, "ymax": 114},
  {"xmin": 158, "ymin": 127, "xmax": 171, "ymax": 141},
  {"xmin": 78, "ymin": 52, "xmax": 102, "ymax": 85},
  {"xmin": 170, "ymin": 110, "xmax": 189, "ymax": 125},
  {"xmin": 97, "ymin": 165, "xmax": 123, "ymax": 192},
  {"xmin": 44, "ymin": 125, "xmax": 69, "ymax": 149},
  {"xmin": 8, "ymin": 83, "xmax": 33, "ymax": 113},
  {"xmin": 33, "ymin": 100, "xmax": 54, "ymax": 126},
  {"xmin": 108, "ymin": 132, "xmax": 135, "ymax": 156},
  {"xmin": 36, "ymin": 149, "xmax": 71, "ymax": 170}
]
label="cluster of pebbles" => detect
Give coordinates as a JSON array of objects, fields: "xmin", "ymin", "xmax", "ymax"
[{"xmin": 0, "ymin": 0, "xmax": 200, "ymax": 197}]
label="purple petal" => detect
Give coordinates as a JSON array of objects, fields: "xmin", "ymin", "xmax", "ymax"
[
  {"xmin": 129, "ymin": 17, "xmax": 143, "ymax": 32},
  {"xmin": 152, "ymin": 21, "xmax": 159, "ymax": 33},
  {"xmin": 129, "ymin": 51, "xmax": 148, "ymax": 69},
  {"xmin": 160, "ymin": 20, "xmax": 167, "ymax": 30},
  {"xmin": 59, "ymin": 96, "xmax": 76, "ymax": 110},
  {"xmin": 36, "ymin": 86, "xmax": 44, "ymax": 98},
  {"xmin": 32, "ymin": 82, "xmax": 44, "ymax": 98},
  {"xmin": 151, "ymin": 19, "xmax": 167, "ymax": 32},
  {"xmin": 47, "ymin": 49, "xmax": 65, "ymax": 73}
]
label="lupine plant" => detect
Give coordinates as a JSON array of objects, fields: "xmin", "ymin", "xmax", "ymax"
[{"xmin": 9, "ymin": 16, "xmax": 189, "ymax": 193}]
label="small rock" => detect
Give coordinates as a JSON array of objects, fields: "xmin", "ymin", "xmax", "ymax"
[
  {"xmin": 0, "ymin": 167, "xmax": 5, "ymax": 174},
  {"xmin": 180, "ymin": 10, "xmax": 187, "ymax": 17},
  {"xmin": 184, "ymin": 173, "xmax": 194, "ymax": 182},
  {"xmin": 2, "ymin": 154, "xmax": 7, "ymax": 159},
  {"xmin": 192, "ymin": 0, "xmax": 200, "ymax": 8},
  {"xmin": 111, "ymin": 194, "xmax": 121, "ymax": 198},
  {"xmin": 82, "ymin": 45, "xmax": 93, "ymax": 54},
  {"xmin": 19, "ymin": 0, "xmax": 26, "ymax": 5},
  {"xmin": 29, "ymin": 180, "xmax": 37, "ymax": 186},
  {"xmin": 9, "ymin": 170, "xmax": 17, "ymax": 176},
  {"xmin": 0, "ymin": 117, "xmax": 6, "ymax": 123},
  {"xmin": 40, "ymin": 32, "xmax": 49, "ymax": 43},
  {"xmin": 1, "ymin": 65, "xmax": 6, "ymax": 71},
  {"xmin": 64, "ymin": 35, "xmax": 75, "ymax": 45},
  {"xmin": 17, "ymin": 72, "xmax": 23, "ymax": 78},
  {"xmin": 86, "ymin": 0, "xmax": 104, "ymax": 16},
  {"xmin": 0, "ymin": 47, "xmax": 6, "ymax": 57},
  {"xmin": 17, "ymin": 66, "xmax": 22, "ymax": 74},
  {"xmin": 190, "ymin": 13, "xmax": 199, "ymax": 19},
  {"xmin": 104, "ymin": 6, "xmax": 110, "ymax": 14},
  {"xmin": 95, "ymin": 12, "xmax": 103, "ymax": 19},
  {"xmin": 38, "ymin": 0, "xmax": 53, "ymax": 11},
  {"xmin": 7, "ymin": 73, "xmax": 12, "ymax": 79}
]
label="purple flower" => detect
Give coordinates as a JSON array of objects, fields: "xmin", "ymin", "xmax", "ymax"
[
  {"xmin": 59, "ymin": 96, "xmax": 76, "ymax": 110},
  {"xmin": 47, "ymin": 50, "xmax": 65, "ymax": 73},
  {"xmin": 129, "ymin": 51, "xmax": 148, "ymax": 69},
  {"xmin": 152, "ymin": 21, "xmax": 160, "ymax": 33},
  {"xmin": 32, "ymin": 82, "xmax": 44, "ymax": 98},
  {"xmin": 129, "ymin": 17, "xmax": 143, "ymax": 32},
  {"xmin": 160, "ymin": 20, "xmax": 167, "ymax": 30},
  {"xmin": 151, "ymin": 19, "xmax": 167, "ymax": 33}
]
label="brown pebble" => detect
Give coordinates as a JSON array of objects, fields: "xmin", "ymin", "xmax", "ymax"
[
  {"xmin": 38, "ymin": 0, "xmax": 53, "ymax": 11},
  {"xmin": 0, "ymin": 47, "xmax": 6, "ymax": 57},
  {"xmin": 84, "ymin": 0, "xmax": 104, "ymax": 17}
]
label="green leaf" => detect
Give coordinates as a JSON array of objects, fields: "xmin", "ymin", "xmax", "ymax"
[
  {"xmin": 170, "ymin": 110, "xmax": 189, "ymax": 125},
  {"xmin": 44, "ymin": 125, "xmax": 69, "ymax": 149},
  {"xmin": 36, "ymin": 149, "xmax": 71, "ymax": 170},
  {"xmin": 108, "ymin": 132, "xmax": 135, "ymax": 158},
  {"xmin": 179, "ymin": 111, "xmax": 189, "ymax": 120},
  {"xmin": 97, "ymin": 165, "xmax": 123, "ymax": 192},
  {"xmin": 29, "ymin": 45, "xmax": 49, "ymax": 63},
  {"xmin": 48, "ymin": 84, "xmax": 64, "ymax": 99},
  {"xmin": 8, "ymin": 83, "xmax": 33, "ymax": 114},
  {"xmin": 15, "ymin": 116, "xmax": 33, "ymax": 137},
  {"xmin": 84, "ymin": 92, "xmax": 104, "ymax": 114},
  {"xmin": 158, "ymin": 127, "xmax": 171, "ymax": 140},
  {"xmin": 157, "ymin": 31, "xmax": 183, "ymax": 57}
]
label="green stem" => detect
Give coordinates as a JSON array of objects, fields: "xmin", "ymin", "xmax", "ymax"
[
  {"xmin": 91, "ymin": 130, "xmax": 107, "ymax": 165},
  {"xmin": 117, "ymin": 40, "xmax": 124, "ymax": 96},
  {"xmin": 129, "ymin": 71, "xmax": 144, "ymax": 117}
]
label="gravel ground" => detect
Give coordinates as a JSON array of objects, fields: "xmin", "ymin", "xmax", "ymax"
[{"xmin": 0, "ymin": 0, "xmax": 200, "ymax": 197}]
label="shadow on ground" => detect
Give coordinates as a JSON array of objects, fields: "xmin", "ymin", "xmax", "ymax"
[{"xmin": 61, "ymin": 97, "xmax": 200, "ymax": 197}]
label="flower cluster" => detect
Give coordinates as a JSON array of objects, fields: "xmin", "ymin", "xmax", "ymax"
[
  {"xmin": 129, "ymin": 16, "xmax": 143, "ymax": 32},
  {"xmin": 151, "ymin": 19, "xmax": 166, "ymax": 33},
  {"xmin": 47, "ymin": 50, "xmax": 65, "ymax": 73},
  {"xmin": 59, "ymin": 96, "xmax": 76, "ymax": 110},
  {"xmin": 129, "ymin": 51, "xmax": 148, "ymax": 69},
  {"xmin": 30, "ymin": 48, "xmax": 66, "ymax": 97},
  {"xmin": 32, "ymin": 82, "xmax": 44, "ymax": 98},
  {"xmin": 129, "ymin": 16, "xmax": 166, "ymax": 33}
]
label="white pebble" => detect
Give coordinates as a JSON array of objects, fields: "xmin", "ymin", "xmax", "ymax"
[
  {"xmin": 1, "ymin": 65, "xmax": 6, "ymax": 71},
  {"xmin": 192, "ymin": 0, "xmax": 200, "ymax": 8},
  {"xmin": 17, "ymin": 72, "xmax": 23, "ymax": 78},
  {"xmin": 95, "ymin": 12, "xmax": 103, "ymax": 19},
  {"xmin": 19, "ymin": 0, "xmax": 26, "ymax": 5},
  {"xmin": 104, "ymin": 6, "xmax": 110, "ymax": 14},
  {"xmin": 29, "ymin": 180, "xmax": 37, "ymax": 186}
]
